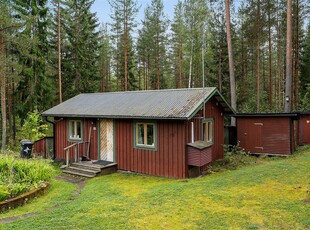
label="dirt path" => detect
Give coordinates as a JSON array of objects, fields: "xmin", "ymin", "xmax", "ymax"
[{"xmin": 0, "ymin": 173, "xmax": 86, "ymax": 224}]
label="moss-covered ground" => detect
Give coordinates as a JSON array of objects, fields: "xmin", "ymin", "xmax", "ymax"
[{"xmin": 1, "ymin": 146, "xmax": 309, "ymax": 229}]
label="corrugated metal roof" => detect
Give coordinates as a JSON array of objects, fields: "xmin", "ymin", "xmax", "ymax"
[{"xmin": 42, "ymin": 88, "xmax": 234, "ymax": 120}]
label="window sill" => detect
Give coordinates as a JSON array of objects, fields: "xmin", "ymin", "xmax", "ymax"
[
  {"xmin": 134, "ymin": 145, "xmax": 157, "ymax": 151},
  {"xmin": 68, "ymin": 139, "xmax": 82, "ymax": 142}
]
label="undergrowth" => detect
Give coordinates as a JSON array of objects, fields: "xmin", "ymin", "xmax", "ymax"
[
  {"xmin": 207, "ymin": 142, "xmax": 270, "ymax": 173},
  {"xmin": 0, "ymin": 154, "xmax": 57, "ymax": 201}
]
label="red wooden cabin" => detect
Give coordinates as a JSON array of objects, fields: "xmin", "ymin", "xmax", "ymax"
[
  {"xmin": 235, "ymin": 113, "xmax": 299, "ymax": 155},
  {"xmin": 299, "ymin": 112, "xmax": 310, "ymax": 145},
  {"xmin": 42, "ymin": 88, "xmax": 234, "ymax": 178}
]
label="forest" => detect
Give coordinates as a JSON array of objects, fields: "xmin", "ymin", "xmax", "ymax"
[{"xmin": 0, "ymin": 0, "xmax": 309, "ymax": 150}]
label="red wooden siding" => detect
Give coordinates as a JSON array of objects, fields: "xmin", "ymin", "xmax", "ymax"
[
  {"xmin": 115, "ymin": 119, "xmax": 187, "ymax": 179},
  {"xmin": 187, "ymin": 146, "xmax": 212, "ymax": 166},
  {"xmin": 186, "ymin": 98, "xmax": 225, "ymax": 161},
  {"xmin": 237, "ymin": 117, "xmax": 293, "ymax": 155},
  {"xmin": 54, "ymin": 118, "xmax": 98, "ymax": 161},
  {"xmin": 33, "ymin": 138, "xmax": 46, "ymax": 157},
  {"xmin": 300, "ymin": 115, "xmax": 310, "ymax": 145}
]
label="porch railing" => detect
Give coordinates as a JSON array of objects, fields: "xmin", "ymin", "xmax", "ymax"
[{"xmin": 63, "ymin": 141, "xmax": 90, "ymax": 167}]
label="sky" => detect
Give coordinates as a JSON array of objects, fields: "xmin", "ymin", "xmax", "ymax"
[{"xmin": 91, "ymin": 0, "xmax": 180, "ymax": 25}]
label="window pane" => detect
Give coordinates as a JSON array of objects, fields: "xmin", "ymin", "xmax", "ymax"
[
  {"xmin": 208, "ymin": 122, "xmax": 213, "ymax": 141},
  {"xmin": 147, "ymin": 124, "xmax": 154, "ymax": 146},
  {"xmin": 205, "ymin": 122, "xmax": 209, "ymax": 142},
  {"xmin": 137, "ymin": 124, "xmax": 144, "ymax": 145},
  {"xmin": 70, "ymin": 121, "xmax": 75, "ymax": 138},
  {"xmin": 76, "ymin": 121, "xmax": 81, "ymax": 139}
]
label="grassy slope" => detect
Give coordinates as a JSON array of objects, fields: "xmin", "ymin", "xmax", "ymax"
[{"xmin": 1, "ymin": 146, "xmax": 309, "ymax": 229}]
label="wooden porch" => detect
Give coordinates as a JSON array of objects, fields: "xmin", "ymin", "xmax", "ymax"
[{"xmin": 61, "ymin": 160, "xmax": 117, "ymax": 178}]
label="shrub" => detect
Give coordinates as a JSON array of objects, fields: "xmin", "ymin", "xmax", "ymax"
[
  {"xmin": 0, "ymin": 155, "xmax": 57, "ymax": 201},
  {"xmin": 207, "ymin": 142, "xmax": 253, "ymax": 173},
  {"xmin": 19, "ymin": 110, "xmax": 49, "ymax": 142}
]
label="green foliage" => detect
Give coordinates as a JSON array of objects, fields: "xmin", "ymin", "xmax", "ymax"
[
  {"xmin": 12, "ymin": 0, "xmax": 54, "ymax": 120},
  {"xmin": 20, "ymin": 110, "xmax": 48, "ymax": 142},
  {"xmin": 0, "ymin": 155, "xmax": 57, "ymax": 201},
  {"xmin": 300, "ymin": 83, "xmax": 310, "ymax": 111},
  {"xmin": 208, "ymin": 142, "xmax": 254, "ymax": 173},
  {"xmin": 300, "ymin": 24, "xmax": 310, "ymax": 103}
]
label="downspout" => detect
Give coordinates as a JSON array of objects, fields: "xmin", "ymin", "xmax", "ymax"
[{"xmin": 45, "ymin": 117, "xmax": 56, "ymax": 160}]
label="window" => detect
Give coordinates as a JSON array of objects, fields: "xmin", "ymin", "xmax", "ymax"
[
  {"xmin": 69, "ymin": 120, "xmax": 82, "ymax": 141},
  {"xmin": 135, "ymin": 122, "xmax": 156, "ymax": 149},
  {"xmin": 203, "ymin": 119, "xmax": 213, "ymax": 143}
]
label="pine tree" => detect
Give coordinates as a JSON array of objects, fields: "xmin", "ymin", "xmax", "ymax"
[
  {"xmin": 183, "ymin": 0, "xmax": 208, "ymax": 88},
  {"xmin": 61, "ymin": 0, "xmax": 101, "ymax": 99},
  {"xmin": 171, "ymin": 0, "xmax": 185, "ymax": 88},
  {"xmin": 300, "ymin": 23, "xmax": 310, "ymax": 110},
  {"xmin": 225, "ymin": 0, "xmax": 237, "ymax": 122},
  {"xmin": 12, "ymin": 0, "xmax": 54, "ymax": 120},
  {"xmin": 285, "ymin": 0, "xmax": 293, "ymax": 112},
  {"xmin": 137, "ymin": 0, "xmax": 168, "ymax": 90},
  {"xmin": 109, "ymin": 0, "xmax": 139, "ymax": 91},
  {"xmin": 98, "ymin": 24, "xmax": 112, "ymax": 92}
]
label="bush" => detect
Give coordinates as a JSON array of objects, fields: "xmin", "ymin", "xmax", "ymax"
[
  {"xmin": 0, "ymin": 155, "xmax": 57, "ymax": 201},
  {"xmin": 207, "ymin": 142, "xmax": 253, "ymax": 173}
]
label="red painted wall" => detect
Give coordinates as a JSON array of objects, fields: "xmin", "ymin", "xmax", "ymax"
[
  {"xmin": 54, "ymin": 118, "xmax": 98, "ymax": 161},
  {"xmin": 237, "ymin": 117, "xmax": 293, "ymax": 155},
  {"xmin": 300, "ymin": 115, "xmax": 310, "ymax": 145},
  {"xmin": 186, "ymin": 98, "xmax": 225, "ymax": 161},
  {"xmin": 115, "ymin": 119, "xmax": 187, "ymax": 179}
]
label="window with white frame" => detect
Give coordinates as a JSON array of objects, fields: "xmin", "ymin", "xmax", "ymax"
[
  {"xmin": 69, "ymin": 120, "xmax": 82, "ymax": 141},
  {"xmin": 203, "ymin": 119, "xmax": 213, "ymax": 143},
  {"xmin": 135, "ymin": 122, "xmax": 156, "ymax": 149}
]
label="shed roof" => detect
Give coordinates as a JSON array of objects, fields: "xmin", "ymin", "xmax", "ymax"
[
  {"xmin": 42, "ymin": 88, "xmax": 234, "ymax": 120},
  {"xmin": 233, "ymin": 113, "xmax": 299, "ymax": 119}
]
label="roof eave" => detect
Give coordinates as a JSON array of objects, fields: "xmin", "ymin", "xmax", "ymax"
[
  {"xmin": 41, "ymin": 113, "xmax": 189, "ymax": 120},
  {"xmin": 187, "ymin": 88, "xmax": 235, "ymax": 120}
]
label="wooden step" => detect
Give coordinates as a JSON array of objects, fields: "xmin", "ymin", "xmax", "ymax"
[
  {"xmin": 61, "ymin": 162, "xmax": 118, "ymax": 178},
  {"xmin": 71, "ymin": 162, "xmax": 106, "ymax": 170},
  {"xmin": 61, "ymin": 168, "xmax": 96, "ymax": 178},
  {"xmin": 67, "ymin": 166, "xmax": 100, "ymax": 174}
]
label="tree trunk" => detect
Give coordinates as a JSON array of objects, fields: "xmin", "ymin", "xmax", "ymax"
[
  {"xmin": 285, "ymin": 0, "xmax": 293, "ymax": 112},
  {"xmin": 294, "ymin": 0, "xmax": 299, "ymax": 110},
  {"xmin": 225, "ymin": 0, "xmax": 237, "ymax": 125},
  {"xmin": 188, "ymin": 38, "xmax": 193, "ymax": 88},
  {"xmin": 8, "ymin": 50, "xmax": 14, "ymax": 146},
  {"xmin": 124, "ymin": 3, "xmax": 128, "ymax": 91},
  {"xmin": 156, "ymin": 30, "xmax": 160, "ymax": 90},
  {"xmin": 268, "ymin": 0, "xmax": 273, "ymax": 109},
  {"xmin": 58, "ymin": 0, "xmax": 62, "ymax": 103},
  {"xmin": 178, "ymin": 39, "xmax": 183, "ymax": 88},
  {"xmin": 256, "ymin": 0, "xmax": 261, "ymax": 112},
  {"xmin": 0, "ymin": 30, "xmax": 6, "ymax": 151}
]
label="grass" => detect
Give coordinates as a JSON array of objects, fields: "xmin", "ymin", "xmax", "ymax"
[{"xmin": 1, "ymin": 146, "xmax": 309, "ymax": 229}]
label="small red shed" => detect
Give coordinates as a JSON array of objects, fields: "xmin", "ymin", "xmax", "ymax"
[
  {"xmin": 235, "ymin": 113, "xmax": 299, "ymax": 155},
  {"xmin": 42, "ymin": 88, "xmax": 234, "ymax": 178},
  {"xmin": 299, "ymin": 112, "xmax": 310, "ymax": 145}
]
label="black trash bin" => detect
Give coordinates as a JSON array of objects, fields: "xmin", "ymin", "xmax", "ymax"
[{"xmin": 20, "ymin": 140, "xmax": 33, "ymax": 158}]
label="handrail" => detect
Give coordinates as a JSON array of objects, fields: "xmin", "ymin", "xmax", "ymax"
[
  {"xmin": 64, "ymin": 142, "xmax": 78, "ymax": 151},
  {"xmin": 64, "ymin": 142, "xmax": 80, "ymax": 167},
  {"xmin": 63, "ymin": 140, "xmax": 91, "ymax": 167}
]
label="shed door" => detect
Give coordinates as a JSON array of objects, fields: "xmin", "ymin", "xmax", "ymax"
[
  {"xmin": 252, "ymin": 122, "xmax": 263, "ymax": 152},
  {"xmin": 99, "ymin": 119, "xmax": 114, "ymax": 162}
]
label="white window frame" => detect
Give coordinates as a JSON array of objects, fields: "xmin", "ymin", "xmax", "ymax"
[
  {"xmin": 203, "ymin": 119, "xmax": 214, "ymax": 143},
  {"xmin": 135, "ymin": 122, "xmax": 156, "ymax": 149},
  {"xmin": 68, "ymin": 120, "xmax": 82, "ymax": 141}
]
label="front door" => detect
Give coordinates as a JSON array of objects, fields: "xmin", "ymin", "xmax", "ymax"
[{"xmin": 99, "ymin": 119, "xmax": 114, "ymax": 162}]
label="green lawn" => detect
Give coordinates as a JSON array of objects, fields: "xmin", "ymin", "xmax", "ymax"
[{"xmin": 1, "ymin": 146, "xmax": 309, "ymax": 229}]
